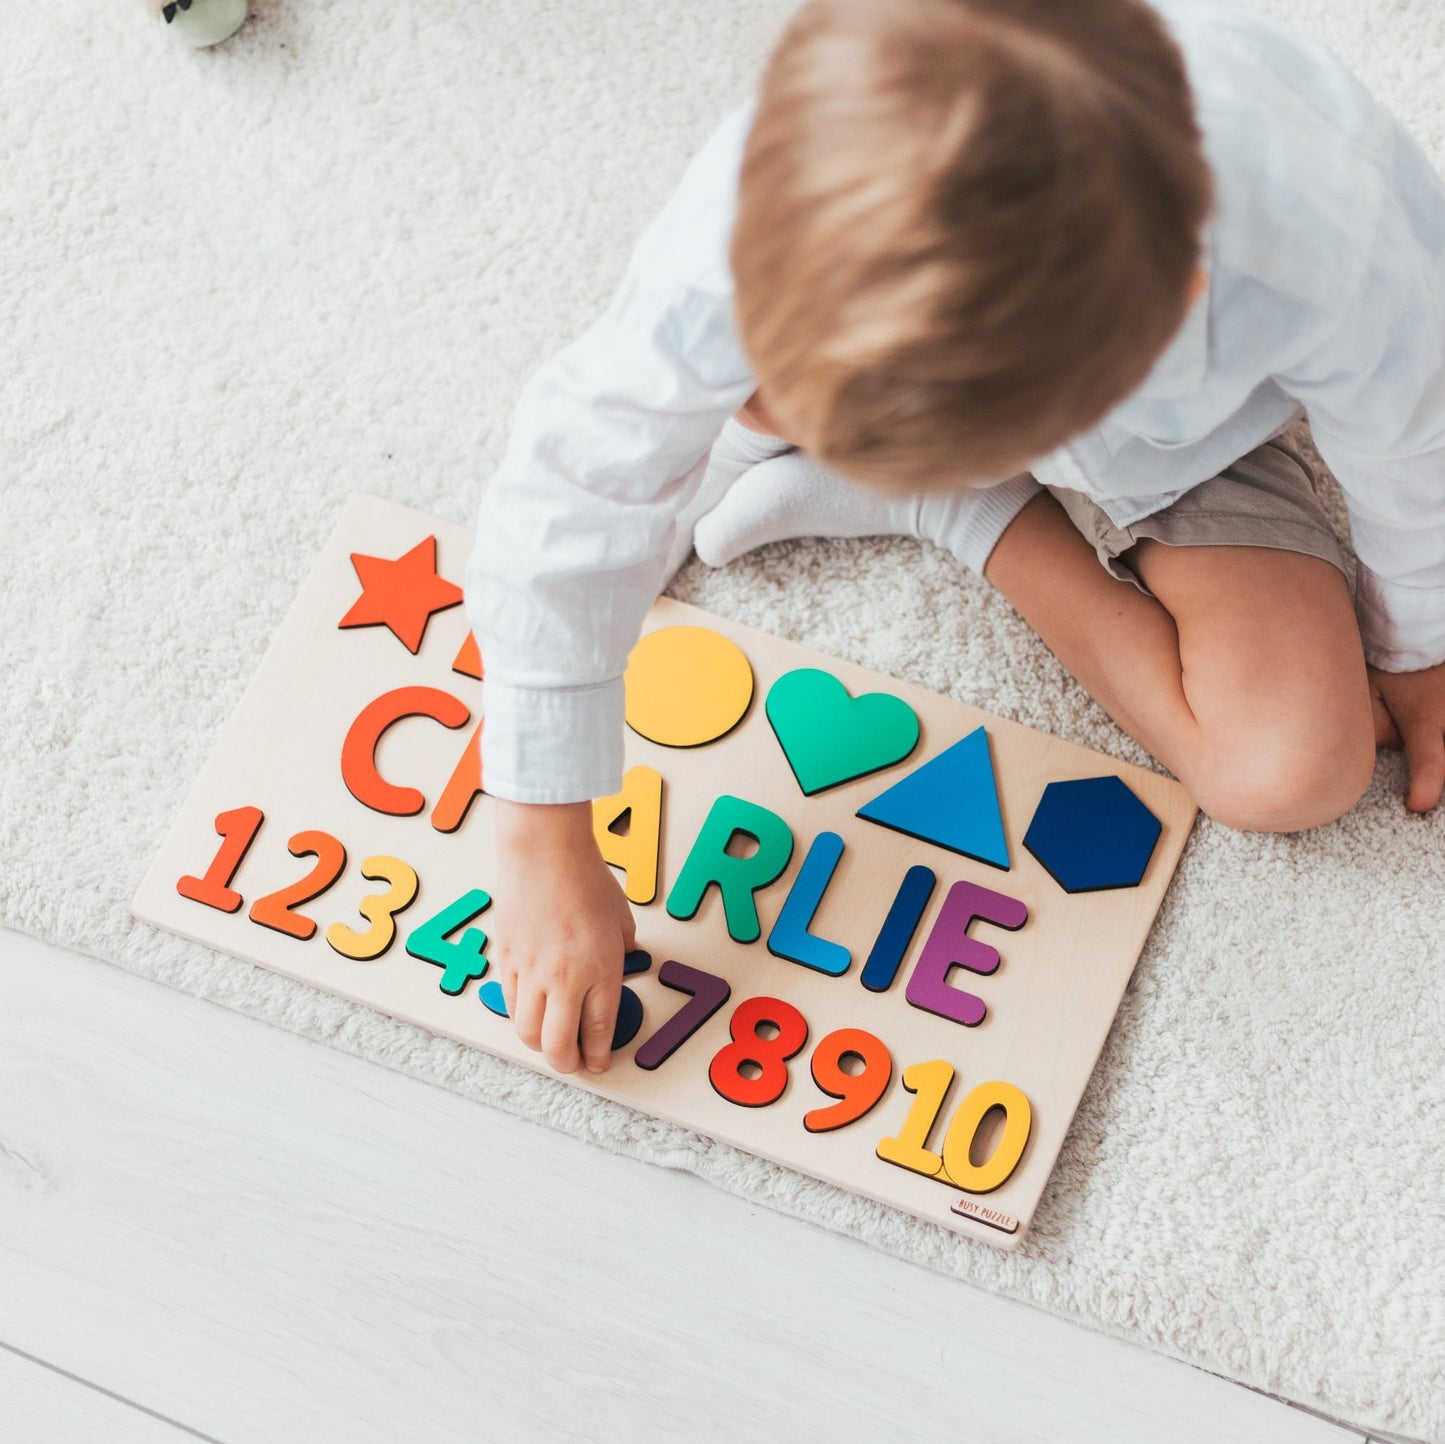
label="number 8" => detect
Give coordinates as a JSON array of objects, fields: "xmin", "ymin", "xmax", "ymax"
[{"xmin": 708, "ymin": 996, "xmax": 808, "ymax": 1108}]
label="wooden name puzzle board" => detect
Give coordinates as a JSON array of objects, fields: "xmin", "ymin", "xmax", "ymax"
[{"xmin": 133, "ymin": 494, "xmax": 1196, "ymax": 1248}]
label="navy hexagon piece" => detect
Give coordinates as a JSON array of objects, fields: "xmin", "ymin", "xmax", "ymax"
[{"xmin": 1022, "ymin": 775, "xmax": 1161, "ymax": 893}]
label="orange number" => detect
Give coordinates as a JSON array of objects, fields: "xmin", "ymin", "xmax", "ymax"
[
  {"xmin": 177, "ymin": 806, "xmax": 264, "ymax": 913},
  {"xmin": 249, "ymin": 830, "xmax": 348, "ymax": 941},
  {"xmin": 803, "ymin": 1028, "xmax": 893, "ymax": 1133}
]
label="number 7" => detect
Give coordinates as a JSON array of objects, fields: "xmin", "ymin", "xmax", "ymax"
[{"xmin": 633, "ymin": 960, "xmax": 731, "ymax": 1071}]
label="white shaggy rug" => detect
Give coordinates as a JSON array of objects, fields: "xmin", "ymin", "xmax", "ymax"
[{"xmin": 3, "ymin": 2, "xmax": 1443, "ymax": 1438}]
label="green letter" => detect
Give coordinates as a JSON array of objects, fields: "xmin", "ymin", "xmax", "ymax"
[{"xmin": 666, "ymin": 795, "xmax": 795, "ymax": 943}]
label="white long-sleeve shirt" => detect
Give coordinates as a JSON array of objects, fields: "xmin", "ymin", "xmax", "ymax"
[{"xmin": 468, "ymin": 0, "xmax": 1445, "ymax": 806}]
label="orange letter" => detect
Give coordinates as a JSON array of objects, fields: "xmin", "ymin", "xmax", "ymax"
[
  {"xmin": 431, "ymin": 720, "xmax": 485, "ymax": 834},
  {"xmin": 342, "ymin": 686, "xmax": 471, "ymax": 817}
]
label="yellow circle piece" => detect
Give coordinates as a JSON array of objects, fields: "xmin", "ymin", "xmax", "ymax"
[{"xmin": 625, "ymin": 625, "xmax": 755, "ymax": 748}]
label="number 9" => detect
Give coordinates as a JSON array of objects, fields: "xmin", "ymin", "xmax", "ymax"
[{"xmin": 804, "ymin": 1028, "xmax": 892, "ymax": 1133}]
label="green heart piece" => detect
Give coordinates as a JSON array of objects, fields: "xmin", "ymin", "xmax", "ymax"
[{"xmin": 765, "ymin": 668, "xmax": 921, "ymax": 796}]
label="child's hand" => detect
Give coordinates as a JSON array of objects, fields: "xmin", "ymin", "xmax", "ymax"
[
  {"xmin": 491, "ymin": 800, "xmax": 637, "ymax": 1075},
  {"xmin": 1368, "ymin": 662, "xmax": 1445, "ymax": 812}
]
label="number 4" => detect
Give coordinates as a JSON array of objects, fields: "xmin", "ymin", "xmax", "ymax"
[{"xmin": 406, "ymin": 889, "xmax": 492, "ymax": 994}]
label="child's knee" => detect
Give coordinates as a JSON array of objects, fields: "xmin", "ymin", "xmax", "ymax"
[{"xmin": 1190, "ymin": 721, "xmax": 1375, "ymax": 833}]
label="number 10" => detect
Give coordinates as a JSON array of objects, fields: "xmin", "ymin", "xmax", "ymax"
[{"xmin": 876, "ymin": 1060, "xmax": 1031, "ymax": 1195}]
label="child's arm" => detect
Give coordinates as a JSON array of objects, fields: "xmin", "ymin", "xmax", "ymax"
[
  {"xmin": 1280, "ymin": 124, "xmax": 1445, "ymax": 812},
  {"xmin": 466, "ymin": 107, "xmax": 758, "ymax": 1074}
]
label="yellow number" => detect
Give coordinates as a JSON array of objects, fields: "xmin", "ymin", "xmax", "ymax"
[
  {"xmin": 875, "ymin": 1059, "xmax": 954, "ymax": 1178},
  {"xmin": 326, "ymin": 855, "xmax": 419, "ymax": 961},
  {"xmin": 941, "ymin": 1080, "xmax": 1032, "ymax": 1194}
]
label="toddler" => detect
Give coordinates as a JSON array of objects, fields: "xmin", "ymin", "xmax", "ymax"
[{"xmin": 468, "ymin": 0, "xmax": 1445, "ymax": 1077}]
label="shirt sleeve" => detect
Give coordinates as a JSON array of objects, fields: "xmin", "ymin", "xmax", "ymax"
[
  {"xmin": 1280, "ymin": 121, "xmax": 1445, "ymax": 673},
  {"xmin": 466, "ymin": 106, "xmax": 758, "ymax": 804}
]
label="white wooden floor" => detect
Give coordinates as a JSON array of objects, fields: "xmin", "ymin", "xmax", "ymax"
[{"xmin": 0, "ymin": 927, "xmax": 1391, "ymax": 1444}]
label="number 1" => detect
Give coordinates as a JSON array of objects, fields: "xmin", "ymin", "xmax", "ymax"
[
  {"xmin": 876, "ymin": 1058, "xmax": 955, "ymax": 1179},
  {"xmin": 177, "ymin": 806, "xmax": 264, "ymax": 913}
]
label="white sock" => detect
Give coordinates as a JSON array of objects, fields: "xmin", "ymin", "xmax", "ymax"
[
  {"xmin": 692, "ymin": 449, "xmax": 1042, "ymax": 576},
  {"xmin": 663, "ymin": 419, "xmax": 795, "ymax": 582}
]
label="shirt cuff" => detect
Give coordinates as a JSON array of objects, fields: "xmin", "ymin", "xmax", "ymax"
[
  {"xmin": 1355, "ymin": 565, "xmax": 1445, "ymax": 672},
  {"xmin": 483, "ymin": 678, "xmax": 625, "ymax": 804},
  {"xmin": 953, "ymin": 473, "xmax": 1044, "ymax": 576}
]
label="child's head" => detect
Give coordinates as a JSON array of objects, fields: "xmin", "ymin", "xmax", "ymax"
[{"xmin": 732, "ymin": 0, "xmax": 1213, "ymax": 489}]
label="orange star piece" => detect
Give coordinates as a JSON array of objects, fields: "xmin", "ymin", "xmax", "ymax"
[{"xmin": 338, "ymin": 536, "xmax": 464, "ymax": 655}]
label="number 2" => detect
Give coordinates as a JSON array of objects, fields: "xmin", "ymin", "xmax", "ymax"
[{"xmin": 249, "ymin": 830, "xmax": 348, "ymax": 940}]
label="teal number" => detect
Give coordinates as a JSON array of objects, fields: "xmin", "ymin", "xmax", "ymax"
[{"xmin": 405, "ymin": 888, "xmax": 491, "ymax": 994}]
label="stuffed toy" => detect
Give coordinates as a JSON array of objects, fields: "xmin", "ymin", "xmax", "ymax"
[{"xmin": 144, "ymin": 0, "xmax": 248, "ymax": 46}]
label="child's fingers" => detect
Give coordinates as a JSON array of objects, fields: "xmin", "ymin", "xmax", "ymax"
[
  {"xmin": 1371, "ymin": 691, "xmax": 1403, "ymax": 749},
  {"xmin": 580, "ymin": 979, "xmax": 623, "ymax": 1075},
  {"xmin": 540, "ymin": 992, "xmax": 584, "ymax": 1074},
  {"xmin": 512, "ymin": 984, "xmax": 546, "ymax": 1052},
  {"xmin": 1401, "ymin": 719, "xmax": 1445, "ymax": 813}
]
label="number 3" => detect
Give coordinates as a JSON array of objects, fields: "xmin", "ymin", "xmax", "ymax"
[{"xmin": 326, "ymin": 855, "xmax": 420, "ymax": 961}]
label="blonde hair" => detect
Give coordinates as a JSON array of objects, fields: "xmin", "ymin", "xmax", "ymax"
[{"xmin": 732, "ymin": 0, "xmax": 1214, "ymax": 486}]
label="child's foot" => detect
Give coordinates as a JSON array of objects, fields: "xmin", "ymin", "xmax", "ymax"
[
  {"xmin": 663, "ymin": 419, "xmax": 795, "ymax": 582},
  {"xmin": 692, "ymin": 449, "xmax": 1041, "ymax": 576},
  {"xmin": 157, "ymin": 0, "xmax": 248, "ymax": 47}
]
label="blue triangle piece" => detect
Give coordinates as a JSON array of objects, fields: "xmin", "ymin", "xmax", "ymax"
[{"xmin": 856, "ymin": 726, "xmax": 1010, "ymax": 870}]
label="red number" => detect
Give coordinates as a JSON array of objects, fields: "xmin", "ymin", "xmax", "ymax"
[
  {"xmin": 803, "ymin": 1028, "xmax": 893, "ymax": 1133},
  {"xmin": 248, "ymin": 830, "xmax": 348, "ymax": 940},
  {"xmin": 177, "ymin": 806, "xmax": 264, "ymax": 913},
  {"xmin": 708, "ymin": 996, "xmax": 808, "ymax": 1108}
]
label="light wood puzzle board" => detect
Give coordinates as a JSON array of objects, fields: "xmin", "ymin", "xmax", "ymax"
[{"xmin": 133, "ymin": 495, "xmax": 1196, "ymax": 1249}]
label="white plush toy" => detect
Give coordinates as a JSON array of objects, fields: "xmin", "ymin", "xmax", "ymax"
[{"xmin": 143, "ymin": 0, "xmax": 248, "ymax": 47}]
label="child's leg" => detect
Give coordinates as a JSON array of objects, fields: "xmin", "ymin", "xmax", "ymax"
[
  {"xmin": 984, "ymin": 493, "xmax": 1376, "ymax": 831},
  {"xmin": 664, "ymin": 421, "xmax": 795, "ymax": 582}
]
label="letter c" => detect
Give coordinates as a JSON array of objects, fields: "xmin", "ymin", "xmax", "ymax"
[{"xmin": 341, "ymin": 686, "xmax": 471, "ymax": 817}]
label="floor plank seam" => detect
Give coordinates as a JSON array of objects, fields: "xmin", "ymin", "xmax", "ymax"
[{"xmin": 0, "ymin": 1339, "xmax": 226, "ymax": 1444}]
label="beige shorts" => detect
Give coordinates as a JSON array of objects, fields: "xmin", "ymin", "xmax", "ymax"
[{"xmin": 1044, "ymin": 434, "xmax": 1349, "ymax": 594}]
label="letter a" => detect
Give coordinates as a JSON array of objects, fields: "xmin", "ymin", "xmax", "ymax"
[{"xmin": 593, "ymin": 766, "xmax": 664, "ymax": 905}]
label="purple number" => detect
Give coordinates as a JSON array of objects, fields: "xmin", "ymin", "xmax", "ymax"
[
  {"xmin": 633, "ymin": 960, "xmax": 732, "ymax": 1071},
  {"xmin": 904, "ymin": 880, "xmax": 1027, "ymax": 1027}
]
